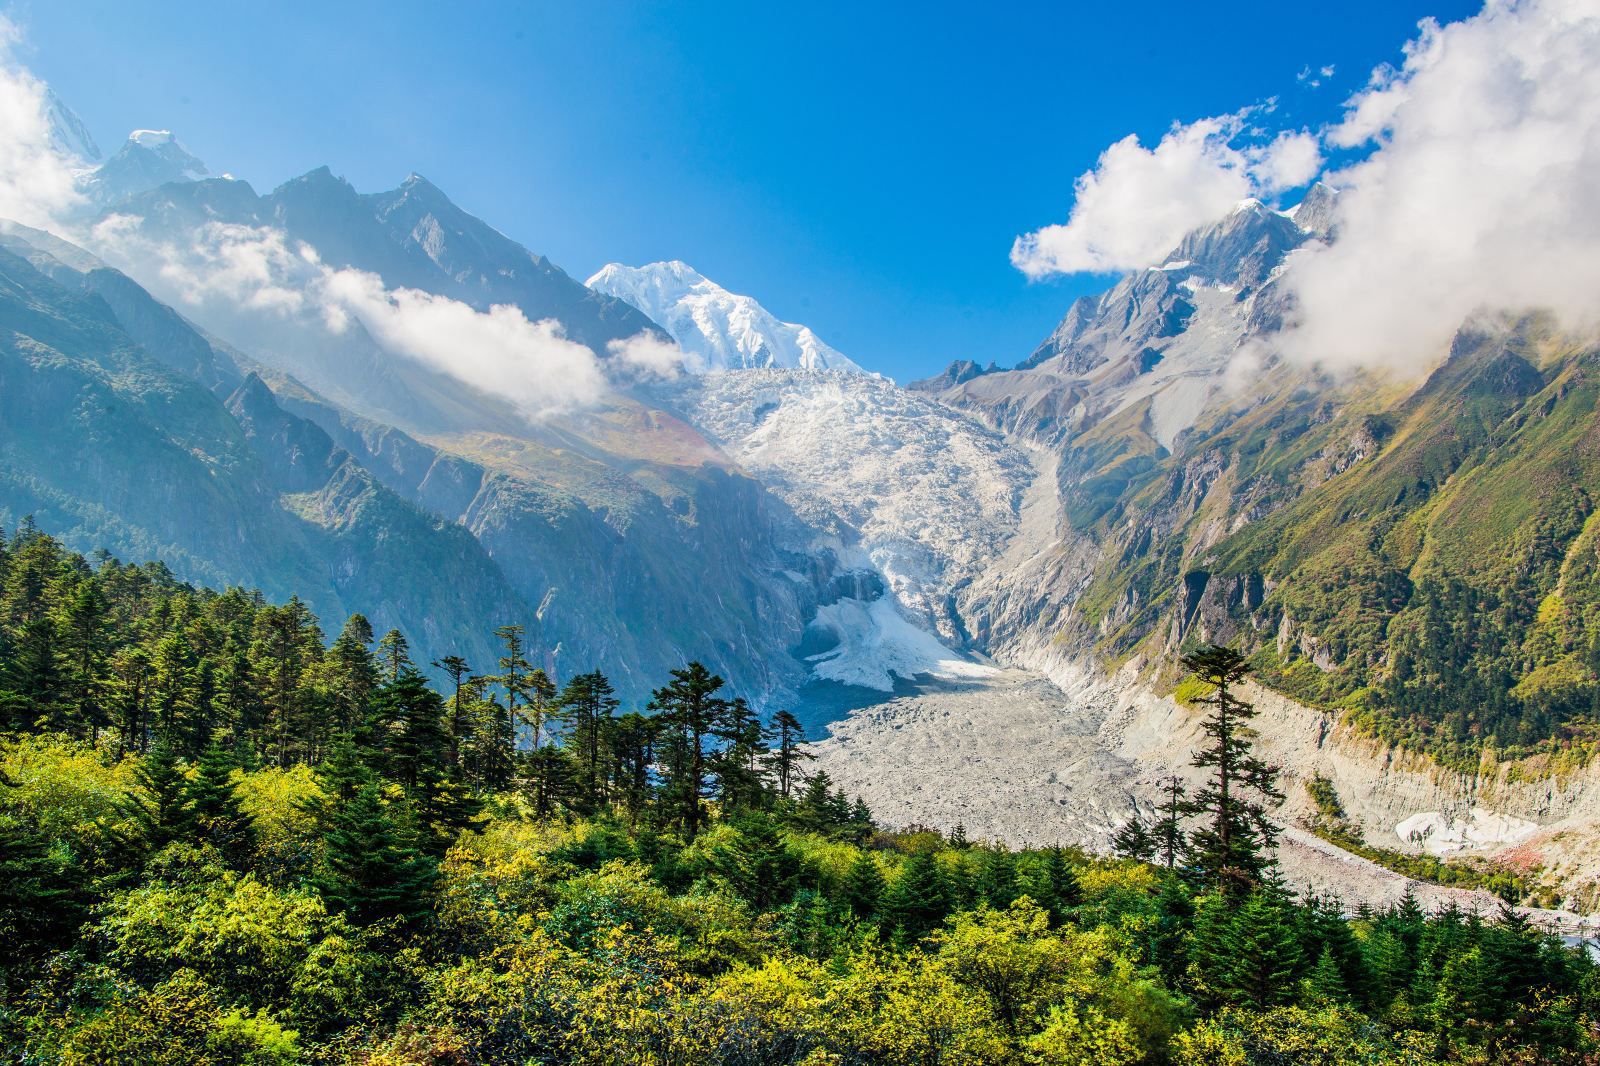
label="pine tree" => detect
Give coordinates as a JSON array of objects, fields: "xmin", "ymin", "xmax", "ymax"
[
  {"xmin": 127, "ymin": 743, "xmax": 190, "ymax": 851},
  {"xmin": 1221, "ymin": 889, "xmax": 1303, "ymax": 1008},
  {"xmin": 109, "ymin": 647, "xmax": 152, "ymax": 754},
  {"xmin": 608, "ymin": 711, "xmax": 657, "ymax": 826},
  {"xmin": 885, "ymin": 852, "xmax": 947, "ymax": 941},
  {"xmin": 1040, "ymin": 847, "xmax": 1082, "ymax": 922},
  {"xmin": 181, "ymin": 741, "xmax": 255, "ymax": 866},
  {"xmin": 460, "ymin": 679, "xmax": 515, "ymax": 792},
  {"xmin": 5, "ymin": 615, "xmax": 63, "ymax": 731},
  {"xmin": 521, "ymin": 744, "xmax": 571, "ymax": 819},
  {"xmin": 975, "ymin": 847, "xmax": 1019, "ymax": 909},
  {"xmin": 1306, "ymin": 946, "xmax": 1350, "ymax": 1003},
  {"xmin": 559, "ymin": 670, "xmax": 618, "ymax": 812},
  {"xmin": 61, "ymin": 581, "xmax": 108, "ymax": 741},
  {"xmin": 1111, "ymin": 815, "xmax": 1157, "ymax": 861},
  {"xmin": 433, "ymin": 654, "xmax": 473, "ymax": 769},
  {"xmin": 313, "ymin": 776, "xmax": 435, "ymax": 926},
  {"xmin": 763, "ymin": 709, "xmax": 813, "ymax": 800},
  {"xmin": 0, "ymin": 814, "xmax": 88, "ymax": 962},
  {"xmin": 841, "ymin": 852, "xmax": 886, "ymax": 919},
  {"xmin": 376, "ymin": 628, "xmax": 412, "ymax": 684},
  {"xmin": 326, "ymin": 615, "xmax": 379, "ymax": 737},
  {"xmin": 379, "ymin": 669, "xmax": 450, "ymax": 789},
  {"xmin": 650, "ymin": 661, "xmax": 732, "ymax": 840},
  {"xmin": 1178, "ymin": 646, "xmax": 1282, "ymax": 895},
  {"xmin": 1148, "ymin": 875, "xmax": 1195, "ymax": 986},
  {"xmin": 1153, "ymin": 775, "xmax": 1187, "ymax": 868},
  {"xmin": 715, "ymin": 815, "xmax": 800, "ymax": 909},
  {"xmin": 711, "ymin": 696, "xmax": 767, "ymax": 813}
]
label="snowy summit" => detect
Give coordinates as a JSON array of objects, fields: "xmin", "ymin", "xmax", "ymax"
[{"xmin": 588, "ymin": 260, "xmax": 863, "ymax": 373}]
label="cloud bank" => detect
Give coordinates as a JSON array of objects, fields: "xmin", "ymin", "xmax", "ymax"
[
  {"xmin": 1281, "ymin": 0, "xmax": 1600, "ymax": 371},
  {"xmin": 1015, "ymin": 0, "xmax": 1600, "ymax": 376},
  {"xmin": 1010, "ymin": 110, "xmax": 1321, "ymax": 277},
  {"xmin": 0, "ymin": 16, "xmax": 84, "ymax": 227},
  {"xmin": 93, "ymin": 218, "xmax": 621, "ymax": 419}
]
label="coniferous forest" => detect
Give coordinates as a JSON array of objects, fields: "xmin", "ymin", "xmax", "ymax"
[{"xmin": 2, "ymin": 524, "xmax": 1598, "ymax": 1065}]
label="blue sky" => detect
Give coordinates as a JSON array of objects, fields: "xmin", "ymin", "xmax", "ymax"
[{"xmin": 13, "ymin": 0, "xmax": 1478, "ymax": 381}]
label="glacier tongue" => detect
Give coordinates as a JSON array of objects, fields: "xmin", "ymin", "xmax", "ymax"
[
  {"xmin": 588, "ymin": 260, "xmax": 864, "ymax": 373},
  {"xmin": 660, "ymin": 368, "xmax": 1033, "ymax": 691}
]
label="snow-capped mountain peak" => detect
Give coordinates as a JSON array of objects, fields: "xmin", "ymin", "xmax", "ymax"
[
  {"xmin": 82, "ymin": 129, "xmax": 208, "ymax": 208},
  {"xmin": 587, "ymin": 260, "xmax": 863, "ymax": 373}
]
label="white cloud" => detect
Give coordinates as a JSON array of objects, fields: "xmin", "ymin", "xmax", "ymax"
[
  {"xmin": 319, "ymin": 267, "xmax": 608, "ymax": 417},
  {"xmin": 91, "ymin": 216, "xmax": 615, "ymax": 419},
  {"xmin": 1281, "ymin": 0, "xmax": 1600, "ymax": 372},
  {"xmin": 0, "ymin": 16, "xmax": 84, "ymax": 227},
  {"xmin": 1011, "ymin": 111, "xmax": 1322, "ymax": 277},
  {"xmin": 606, "ymin": 331, "xmax": 703, "ymax": 379}
]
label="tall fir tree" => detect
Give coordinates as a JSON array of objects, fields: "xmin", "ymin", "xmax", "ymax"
[
  {"xmin": 650, "ymin": 661, "xmax": 733, "ymax": 840},
  {"xmin": 1178, "ymin": 646, "xmax": 1283, "ymax": 895},
  {"xmin": 763, "ymin": 709, "xmax": 813, "ymax": 800}
]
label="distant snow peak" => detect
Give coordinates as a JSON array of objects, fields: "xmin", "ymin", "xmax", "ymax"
[
  {"xmin": 586, "ymin": 260, "xmax": 863, "ymax": 373},
  {"xmin": 129, "ymin": 129, "xmax": 177, "ymax": 148}
]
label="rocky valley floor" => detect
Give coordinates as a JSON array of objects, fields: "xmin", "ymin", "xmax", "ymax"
[{"xmin": 805, "ymin": 668, "xmax": 1600, "ymax": 930}]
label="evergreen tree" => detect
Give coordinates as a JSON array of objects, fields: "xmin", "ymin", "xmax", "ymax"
[
  {"xmin": 711, "ymin": 696, "xmax": 767, "ymax": 813},
  {"xmin": 1148, "ymin": 875, "xmax": 1195, "ymax": 986},
  {"xmin": 181, "ymin": 741, "xmax": 254, "ymax": 866},
  {"xmin": 1221, "ymin": 889, "xmax": 1303, "ymax": 1008},
  {"xmin": 841, "ymin": 852, "xmax": 886, "ymax": 919},
  {"xmin": 1111, "ymin": 815, "xmax": 1157, "ymax": 861},
  {"xmin": 975, "ymin": 847, "xmax": 1019, "ymax": 909},
  {"xmin": 1306, "ymin": 945, "xmax": 1350, "ymax": 1004},
  {"xmin": 714, "ymin": 815, "xmax": 801, "ymax": 909},
  {"xmin": 326, "ymin": 615, "xmax": 379, "ymax": 737},
  {"xmin": 313, "ymin": 775, "xmax": 435, "ymax": 926},
  {"xmin": 608, "ymin": 711, "xmax": 657, "ymax": 826},
  {"xmin": 127, "ymin": 743, "xmax": 189, "ymax": 851},
  {"xmin": 763, "ymin": 709, "xmax": 813, "ymax": 800},
  {"xmin": 433, "ymin": 654, "xmax": 473, "ymax": 769},
  {"xmin": 559, "ymin": 670, "xmax": 618, "ymax": 812},
  {"xmin": 650, "ymin": 661, "xmax": 733, "ymax": 840},
  {"xmin": 1153, "ymin": 774, "xmax": 1187, "ymax": 868},
  {"xmin": 1178, "ymin": 646, "xmax": 1283, "ymax": 894},
  {"xmin": 0, "ymin": 814, "xmax": 88, "ymax": 963},
  {"xmin": 1039, "ymin": 847, "xmax": 1082, "ymax": 921},
  {"xmin": 109, "ymin": 647, "xmax": 152, "ymax": 754},
  {"xmin": 885, "ymin": 852, "xmax": 948, "ymax": 941},
  {"xmin": 61, "ymin": 581, "xmax": 108, "ymax": 741},
  {"xmin": 376, "ymin": 628, "xmax": 412, "ymax": 683},
  {"xmin": 379, "ymin": 669, "xmax": 450, "ymax": 790},
  {"xmin": 4, "ymin": 615, "xmax": 63, "ymax": 731},
  {"xmin": 521, "ymin": 744, "xmax": 571, "ymax": 819}
]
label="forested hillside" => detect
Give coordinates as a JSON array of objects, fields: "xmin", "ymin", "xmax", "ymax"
[{"xmin": 2, "ymin": 524, "xmax": 1597, "ymax": 1064}]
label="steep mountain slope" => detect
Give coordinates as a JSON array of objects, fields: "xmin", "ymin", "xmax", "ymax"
[
  {"xmin": 63, "ymin": 162, "xmax": 843, "ymax": 701},
  {"xmin": 589, "ymin": 261, "xmax": 862, "ymax": 372},
  {"xmin": 921, "ymin": 187, "xmax": 1600, "ymax": 767},
  {"xmin": 0, "ymin": 231, "xmax": 528, "ymax": 671}
]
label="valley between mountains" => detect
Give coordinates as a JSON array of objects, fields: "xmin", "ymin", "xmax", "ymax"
[{"xmin": 8, "ymin": 114, "xmax": 1600, "ymax": 914}]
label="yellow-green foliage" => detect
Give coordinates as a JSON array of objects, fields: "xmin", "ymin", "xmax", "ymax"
[
  {"xmin": 1173, "ymin": 676, "xmax": 1217, "ymax": 707},
  {"xmin": 1174, "ymin": 1005, "xmax": 1430, "ymax": 1065},
  {"xmin": 1, "ymin": 733, "xmax": 138, "ymax": 849},
  {"xmin": 44, "ymin": 969, "xmax": 301, "ymax": 1066},
  {"xmin": 233, "ymin": 764, "xmax": 322, "ymax": 877}
]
